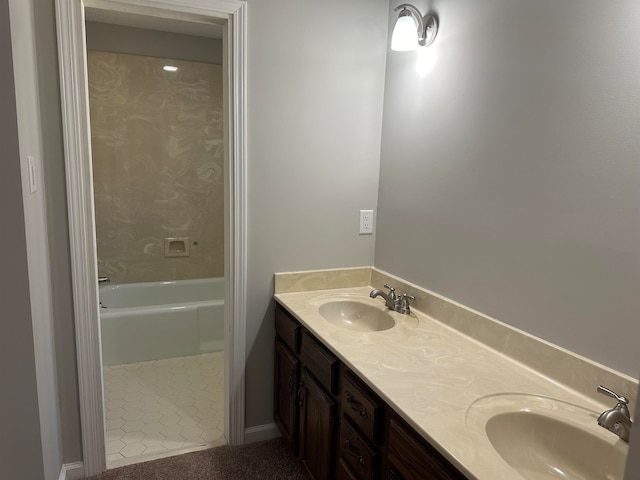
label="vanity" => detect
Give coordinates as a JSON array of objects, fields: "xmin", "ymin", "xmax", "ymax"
[
  {"xmin": 272, "ymin": 267, "xmax": 636, "ymax": 480},
  {"xmin": 274, "ymin": 303, "xmax": 466, "ymax": 479}
]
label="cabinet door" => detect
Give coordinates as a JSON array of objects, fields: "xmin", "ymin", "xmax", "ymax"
[
  {"xmin": 386, "ymin": 415, "xmax": 467, "ymax": 480},
  {"xmin": 274, "ymin": 338, "xmax": 299, "ymax": 454},
  {"xmin": 298, "ymin": 368, "xmax": 337, "ymax": 480}
]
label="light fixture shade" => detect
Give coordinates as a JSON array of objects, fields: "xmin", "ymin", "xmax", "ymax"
[{"xmin": 391, "ymin": 14, "xmax": 419, "ymax": 51}]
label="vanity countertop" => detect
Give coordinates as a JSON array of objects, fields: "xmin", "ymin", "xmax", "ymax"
[{"xmin": 274, "ymin": 285, "xmax": 628, "ymax": 480}]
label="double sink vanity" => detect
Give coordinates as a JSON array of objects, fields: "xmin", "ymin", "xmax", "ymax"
[{"xmin": 272, "ymin": 267, "xmax": 635, "ymax": 480}]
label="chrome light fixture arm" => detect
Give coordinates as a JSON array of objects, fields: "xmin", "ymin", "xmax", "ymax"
[{"xmin": 394, "ymin": 3, "xmax": 438, "ymax": 47}]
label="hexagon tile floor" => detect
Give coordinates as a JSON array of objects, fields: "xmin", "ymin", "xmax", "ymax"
[{"xmin": 103, "ymin": 352, "xmax": 226, "ymax": 468}]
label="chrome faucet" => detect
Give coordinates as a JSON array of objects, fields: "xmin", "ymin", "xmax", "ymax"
[
  {"xmin": 369, "ymin": 284, "xmax": 415, "ymax": 315},
  {"xmin": 98, "ymin": 276, "xmax": 111, "ymax": 284},
  {"xmin": 597, "ymin": 385, "xmax": 633, "ymax": 442}
]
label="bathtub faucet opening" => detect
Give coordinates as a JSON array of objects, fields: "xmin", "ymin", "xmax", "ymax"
[{"xmin": 99, "ymin": 276, "xmax": 110, "ymax": 284}]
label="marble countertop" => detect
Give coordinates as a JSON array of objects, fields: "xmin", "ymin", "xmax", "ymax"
[{"xmin": 274, "ymin": 286, "xmax": 626, "ymax": 480}]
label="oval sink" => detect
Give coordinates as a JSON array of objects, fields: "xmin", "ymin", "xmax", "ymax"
[
  {"xmin": 486, "ymin": 411, "xmax": 626, "ymax": 480},
  {"xmin": 318, "ymin": 300, "xmax": 395, "ymax": 332},
  {"xmin": 465, "ymin": 394, "xmax": 628, "ymax": 480}
]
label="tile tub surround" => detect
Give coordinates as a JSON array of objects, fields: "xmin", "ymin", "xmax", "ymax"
[
  {"xmin": 88, "ymin": 51, "xmax": 224, "ymax": 284},
  {"xmin": 273, "ymin": 268, "xmax": 637, "ymax": 480}
]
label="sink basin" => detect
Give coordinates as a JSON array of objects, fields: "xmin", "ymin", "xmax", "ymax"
[
  {"xmin": 318, "ymin": 300, "xmax": 395, "ymax": 332},
  {"xmin": 486, "ymin": 411, "xmax": 626, "ymax": 480},
  {"xmin": 466, "ymin": 394, "xmax": 628, "ymax": 480}
]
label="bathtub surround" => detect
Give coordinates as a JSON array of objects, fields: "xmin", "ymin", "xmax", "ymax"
[
  {"xmin": 88, "ymin": 51, "xmax": 224, "ymax": 284},
  {"xmin": 274, "ymin": 267, "xmax": 638, "ymax": 412}
]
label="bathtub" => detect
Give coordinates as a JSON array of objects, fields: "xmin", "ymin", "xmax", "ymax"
[{"xmin": 99, "ymin": 277, "xmax": 224, "ymax": 366}]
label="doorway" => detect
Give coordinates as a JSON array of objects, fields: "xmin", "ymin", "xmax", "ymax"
[{"xmin": 55, "ymin": 0, "xmax": 247, "ymax": 476}]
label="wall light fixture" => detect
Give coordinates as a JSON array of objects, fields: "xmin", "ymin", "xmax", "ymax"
[{"xmin": 391, "ymin": 3, "xmax": 438, "ymax": 51}]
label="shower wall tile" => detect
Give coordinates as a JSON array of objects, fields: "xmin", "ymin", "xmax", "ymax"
[{"xmin": 88, "ymin": 51, "xmax": 223, "ymax": 284}]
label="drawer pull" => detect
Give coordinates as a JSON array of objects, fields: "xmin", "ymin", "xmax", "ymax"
[
  {"xmin": 343, "ymin": 439, "xmax": 365, "ymax": 466},
  {"xmin": 345, "ymin": 392, "xmax": 368, "ymax": 419}
]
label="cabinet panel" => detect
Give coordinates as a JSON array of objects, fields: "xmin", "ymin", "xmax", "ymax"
[
  {"xmin": 274, "ymin": 338, "xmax": 299, "ymax": 454},
  {"xmin": 299, "ymin": 368, "xmax": 338, "ymax": 480},
  {"xmin": 275, "ymin": 305, "xmax": 301, "ymax": 354},
  {"xmin": 387, "ymin": 414, "xmax": 467, "ymax": 480},
  {"xmin": 301, "ymin": 331, "xmax": 339, "ymax": 395}
]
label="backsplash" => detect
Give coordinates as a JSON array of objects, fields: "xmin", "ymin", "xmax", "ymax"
[
  {"xmin": 88, "ymin": 51, "xmax": 224, "ymax": 284},
  {"xmin": 274, "ymin": 266, "xmax": 638, "ymax": 411}
]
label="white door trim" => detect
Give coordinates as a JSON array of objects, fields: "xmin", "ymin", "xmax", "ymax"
[{"xmin": 54, "ymin": 0, "xmax": 247, "ymax": 476}]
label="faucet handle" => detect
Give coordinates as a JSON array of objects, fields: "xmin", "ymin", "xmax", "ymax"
[
  {"xmin": 383, "ymin": 284, "xmax": 397, "ymax": 299},
  {"xmin": 597, "ymin": 385, "xmax": 629, "ymax": 405},
  {"xmin": 396, "ymin": 293, "xmax": 415, "ymax": 314}
]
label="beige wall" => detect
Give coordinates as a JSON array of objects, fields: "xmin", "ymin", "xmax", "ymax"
[
  {"xmin": 1, "ymin": 1, "xmax": 45, "ymax": 477},
  {"xmin": 376, "ymin": 0, "xmax": 640, "ymax": 377},
  {"xmin": 88, "ymin": 51, "xmax": 224, "ymax": 284}
]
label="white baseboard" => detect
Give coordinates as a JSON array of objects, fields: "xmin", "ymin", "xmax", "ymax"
[
  {"xmin": 58, "ymin": 462, "xmax": 84, "ymax": 480},
  {"xmin": 244, "ymin": 423, "xmax": 280, "ymax": 444}
]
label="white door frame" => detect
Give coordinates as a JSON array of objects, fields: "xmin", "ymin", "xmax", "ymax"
[{"xmin": 55, "ymin": 0, "xmax": 247, "ymax": 476}]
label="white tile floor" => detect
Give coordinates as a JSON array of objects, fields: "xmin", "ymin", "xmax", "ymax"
[{"xmin": 103, "ymin": 352, "xmax": 226, "ymax": 467}]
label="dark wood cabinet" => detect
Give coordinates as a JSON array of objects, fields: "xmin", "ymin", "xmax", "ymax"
[
  {"xmin": 274, "ymin": 303, "xmax": 468, "ymax": 480},
  {"xmin": 386, "ymin": 414, "xmax": 467, "ymax": 480},
  {"xmin": 298, "ymin": 368, "xmax": 338, "ymax": 480},
  {"xmin": 274, "ymin": 337, "xmax": 299, "ymax": 454}
]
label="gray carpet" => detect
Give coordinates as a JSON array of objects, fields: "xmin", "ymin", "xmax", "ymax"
[{"xmin": 87, "ymin": 439, "xmax": 305, "ymax": 479}]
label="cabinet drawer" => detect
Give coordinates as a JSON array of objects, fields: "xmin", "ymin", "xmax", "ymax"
[
  {"xmin": 275, "ymin": 304, "xmax": 300, "ymax": 354},
  {"xmin": 301, "ymin": 331, "xmax": 339, "ymax": 395},
  {"xmin": 388, "ymin": 414, "xmax": 467, "ymax": 480},
  {"xmin": 341, "ymin": 370, "xmax": 384, "ymax": 444},
  {"xmin": 338, "ymin": 417, "xmax": 379, "ymax": 480}
]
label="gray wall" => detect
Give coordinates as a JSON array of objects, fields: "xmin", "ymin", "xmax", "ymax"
[
  {"xmin": 245, "ymin": 0, "xmax": 388, "ymax": 427},
  {"xmin": 85, "ymin": 21, "xmax": 222, "ymax": 64},
  {"xmin": 33, "ymin": 0, "xmax": 84, "ymax": 463},
  {"xmin": 376, "ymin": 0, "xmax": 640, "ymax": 377},
  {"xmin": 0, "ymin": 1, "xmax": 45, "ymax": 478}
]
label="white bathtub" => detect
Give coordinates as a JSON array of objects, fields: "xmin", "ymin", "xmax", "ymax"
[{"xmin": 100, "ymin": 277, "xmax": 224, "ymax": 366}]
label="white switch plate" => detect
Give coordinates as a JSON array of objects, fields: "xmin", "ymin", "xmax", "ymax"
[
  {"xmin": 359, "ymin": 209, "xmax": 374, "ymax": 235},
  {"xmin": 28, "ymin": 156, "xmax": 37, "ymax": 194}
]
